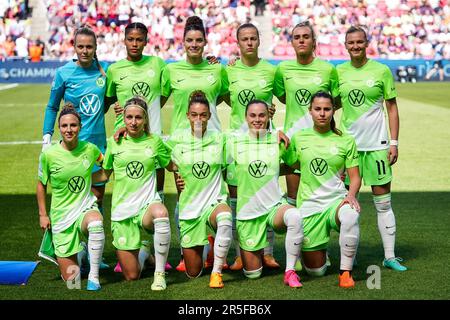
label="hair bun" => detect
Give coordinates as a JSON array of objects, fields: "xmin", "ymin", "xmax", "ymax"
[{"xmin": 185, "ymin": 16, "xmax": 204, "ymax": 28}]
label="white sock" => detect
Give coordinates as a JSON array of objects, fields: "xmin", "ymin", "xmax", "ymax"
[
  {"xmin": 283, "ymin": 208, "xmax": 303, "ymax": 271},
  {"xmin": 264, "ymin": 227, "xmax": 275, "ymax": 255},
  {"xmin": 286, "ymin": 196, "xmax": 297, "ymax": 207},
  {"xmin": 338, "ymin": 204, "xmax": 360, "ymax": 271},
  {"xmin": 138, "ymin": 242, "xmax": 151, "ymax": 272},
  {"xmin": 212, "ymin": 212, "xmax": 232, "ymax": 274},
  {"xmin": 87, "ymin": 220, "xmax": 105, "ymax": 284},
  {"xmin": 230, "ymin": 198, "xmax": 240, "ymax": 258},
  {"xmin": 153, "ymin": 217, "xmax": 171, "ymax": 273},
  {"xmin": 374, "ymin": 193, "xmax": 396, "ymax": 260}
]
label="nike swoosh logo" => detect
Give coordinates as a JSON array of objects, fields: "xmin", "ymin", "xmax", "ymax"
[
  {"xmin": 385, "ymin": 225, "xmax": 395, "ymax": 229},
  {"xmin": 177, "ymin": 79, "xmax": 185, "ymax": 83},
  {"xmin": 120, "ymin": 76, "xmax": 128, "ymax": 80},
  {"xmin": 286, "ymin": 77, "xmax": 292, "ymax": 80},
  {"xmin": 294, "ymin": 242, "xmax": 301, "ymax": 246},
  {"xmin": 218, "ymin": 244, "xmax": 228, "ymax": 248},
  {"xmin": 300, "ymin": 147, "xmax": 308, "ymax": 150},
  {"xmin": 231, "ymin": 80, "xmax": 238, "ymax": 84}
]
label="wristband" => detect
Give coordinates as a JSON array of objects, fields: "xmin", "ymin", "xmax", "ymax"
[{"xmin": 390, "ymin": 139, "xmax": 398, "ymax": 146}]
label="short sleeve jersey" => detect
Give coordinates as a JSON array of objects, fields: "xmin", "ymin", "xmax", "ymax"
[
  {"xmin": 226, "ymin": 131, "xmax": 286, "ymax": 220},
  {"xmin": 106, "ymin": 55, "xmax": 166, "ymax": 134},
  {"xmin": 103, "ymin": 134, "xmax": 170, "ymax": 221},
  {"xmin": 274, "ymin": 59, "xmax": 339, "ymax": 138},
  {"xmin": 161, "ymin": 60, "xmax": 229, "ymax": 134},
  {"xmin": 226, "ymin": 59, "xmax": 275, "ymax": 131},
  {"xmin": 38, "ymin": 141, "xmax": 102, "ymax": 233},
  {"xmin": 165, "ymin": 130, "xmax": 228, "ymax": 220},
  {"xmin": 284, "ymin": 128, "xmax": 359, "ymax": 218},
  {"xmin": 43, "ymin": 61, "xmax": 109, "ymax": 149},
  {"xmin": 337, "ymin": 59, "xmax": 397, "ymax": 151}
]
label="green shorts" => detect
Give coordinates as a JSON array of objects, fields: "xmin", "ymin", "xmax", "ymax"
[
  {"xmin": 53, "ymin": 204, "xmax": 99, "ymax": 258},
  {"xmin": 180, "ymin": 203, "xmax": 223, "ymax": 248},
  {"xmin": 345, "ymin": 149, "xmax": 392, "ymax": 186},
  {"xmin": 111, "ymin": 201, "xmax": 159, "ymax": 250},
  {"xmin": 302, "ymin": 199, "xmax": 341, "ymax": 252},
  {"xmin": 237, "ymin": 201, "xmax": 286, "ymax": 252}
]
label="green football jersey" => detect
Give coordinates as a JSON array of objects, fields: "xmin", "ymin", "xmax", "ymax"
[
  {"xmin": 161, "ymin": 60, "xmax": 229, "ymax": 134},
  {"xmin": 226, "ymin": 59, "xmax": 275, "ymax": 130},
  {"xmin": 274, "ymin": 58, "xmax": 339, "ymax": 138},
  {"xmin": 106, "ymin": 55, "xmax": 166, "ymax": 134},
  {"xmin": 38, "ymin": 141, "xmax": 102, "ymax": 233},
  {"xmin": 226, "ymin": 131, "xmax": 286, "ymax": 220},
  {"xmin": 284, "ymin": 128, "xmax": 359, "ymax": 218},
  {"xmin": 165, "ymin": 129, "xmax": 228, "ymax": 220},
  {"xmin": 103, "ymin": 134, "xmax": 170, "ymax": 221},
  {"xmin": 337, "ymin": 59, "xmax": 397, "ymax": 151}
]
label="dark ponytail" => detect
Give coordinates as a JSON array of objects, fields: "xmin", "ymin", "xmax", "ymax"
[
  {"xmin": 189, "ymin": 90, "xmax": 210, "ymax": 110},
  {"xmin": 183, "ymin": 16, "xmax": 206, "ymax": 39}
]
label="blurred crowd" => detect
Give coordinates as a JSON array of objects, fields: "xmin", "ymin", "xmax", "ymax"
[{"xmin": 1, "ymin": 0, "xmax": 449, "ymax": 62}]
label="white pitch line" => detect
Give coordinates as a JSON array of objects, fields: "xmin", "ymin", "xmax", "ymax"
[
  {"xmin": 0, "ymin": 83, "xmax": 19, "ymax": 91},
  {"xmin": 0, "ymin": 140, "xmax": 42, "ymax": 145}
]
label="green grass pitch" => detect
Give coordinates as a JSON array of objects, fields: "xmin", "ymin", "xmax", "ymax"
[{"xmin": 0, "ymin": 82, "xmax": 449, "ymax": 300}]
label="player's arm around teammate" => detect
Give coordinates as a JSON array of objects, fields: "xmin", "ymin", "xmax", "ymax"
[
  {"xmin": 160, "ymin": 16, "xmax": 229, "ymax": 272},
  {"xmin": 227, "ymin": 100, "xmax": 303, "ymax": 288},
  {"xmin": 37, "ymin": 104, "xmax": 105, "ymax": 291},
  {"xmin": 339, "ymin": 26, "xmax": 406, "ymax": 271},
  {"xmin": 94, "ymin": 96, "xmax": 172, "ymax": 290},
  {"xmin": 273, "ymin": 21, "xmax": 341, "ymax": 208},
  {"xmin": 284, "ymin": 92, "xmax": 361, "ymax": 288},
  {"xmin": 166, "ymin": 91, "xmax": 232, "ymax": 288}
]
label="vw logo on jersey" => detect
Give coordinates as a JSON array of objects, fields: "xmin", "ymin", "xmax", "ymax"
[
  {"xmin": 310, "ymin": 158, "xmax": 328, "ymax": 176},
  {"xmin": 126, "ymin": 161, "xmax": 144, "ymax": 179},
  {"xmin": 79, "ymin": 94, "xmax": 101, "ymax": 116},
  {"xmin": 248, "ymin": 160, "xmax": 268, "ymax": 178},
  {"xmin": 295, "ymin": 89, "xmax": 312, "ymax": 106},
  {"xmin": 192, "ymin": 161, "xmax": 210, "ymax": 179},
  {"xmin": 132, "ymin": 82, "xmax": 151, "ymax": 97},
  {"xmin": 68, "ymin": 176, "xmax": 86, "ymax": 193},
  {"xmin": 348, "ymin": 89, "xmax": 365, "ymax": 107},
  {"xmin": 238, "ymin": 89, "xmax": 256, "ymax": 107}
]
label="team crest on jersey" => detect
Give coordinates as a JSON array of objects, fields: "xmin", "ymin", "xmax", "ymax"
[
  {"xmin": 313, "ymin": 76, "xmax": 322, "ymax": 85},
  {"xmin": 366, "ymin": 79, "xmax": 375, "ymax": 87},
  {"xmin": 227, "ymin": 171, "xmax": 234, "ymax": 180},
  {"xmin": 145, "ymin": 148, "xmax": 154, "ymax": 157},
  {"xmin": 96, "ymin": 77, "xmax": 105, "ymax": 87},
  {"xmin": 147, "ymin": 69, "xmax": 155, "ymax": 78},
  {"xmin": 207, "ymin": 74, "xmax": 215, "ymax": 84},
  {"xmin": 82, "ymin": 158, "xmax": 90, "ymax": 169},
  {"xmin": 330, "ymin": 145, "xmax": 339, "ymax": 155},
  {"xmin": 268, "ymin": 146, "xmax": 277, "ymax": 156},
  {"xmin": 259, "ymin": 79, "xmax": 267, "ymax": 88},
  {"xmin": 80, "ymin": 94, "xmax": 101, "ymax": 116}
]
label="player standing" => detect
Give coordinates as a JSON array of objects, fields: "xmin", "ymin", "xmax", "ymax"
[
  {"xmin": 223, "ymin": 23, "xmax": 280, "ymax": 271},
  {"xmin": 337, "ymin": 26, "xmax": 407, "ymax": 271},
  {"xmin": 161, "ymin": 16, "xmax": 229, "ymax": 272}
]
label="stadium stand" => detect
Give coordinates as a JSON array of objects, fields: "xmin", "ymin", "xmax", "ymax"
[{"xmin": 0, "ymin": 0, "xmax": 449, "ymax": 61}]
